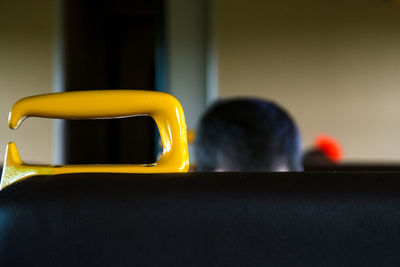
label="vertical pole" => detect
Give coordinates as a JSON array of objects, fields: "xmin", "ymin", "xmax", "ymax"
[{"xmin": 53, "ymin": 0, "xmax": 66, "ymax": 164}]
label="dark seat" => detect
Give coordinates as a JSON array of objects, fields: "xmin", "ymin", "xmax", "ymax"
[
  {"xmin": 305, "ymin": 163, "xmax": 400, "ymax": 171},
  {"xmin": 1, "ymin": 172, "xmax": 400, "ymax": 266}
]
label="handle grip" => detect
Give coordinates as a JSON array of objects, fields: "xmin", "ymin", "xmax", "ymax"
[
  {"xmin": 2, "ymin": 90, "xmax": 189, "ymax": 189},
  {"xmin": 10, "ymin": 90, "xmax": 179, "ymax": 127}
]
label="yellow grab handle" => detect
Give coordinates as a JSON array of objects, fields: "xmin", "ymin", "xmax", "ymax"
[{"xmin": 1, "ymin": 90, "xmax": 189, "ymax": 189}]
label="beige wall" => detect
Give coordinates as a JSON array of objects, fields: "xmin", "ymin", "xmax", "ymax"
[
  {"xmin": 213, "ymin": 0, "xmax": 400, "ymax": 161},
  {"xmin": 0, "ymin": 0, "xmax": 55, "ymax": 164}
]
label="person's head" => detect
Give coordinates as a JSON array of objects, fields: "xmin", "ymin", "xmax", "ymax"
[{"xmin": 195, "ymin": 98, "xmax": 302, "ymax": 172}]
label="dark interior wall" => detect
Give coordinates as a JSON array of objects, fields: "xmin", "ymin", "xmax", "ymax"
[{"xmin": 63, "ymin": 0, "xmax": 164, "ymax": 164}]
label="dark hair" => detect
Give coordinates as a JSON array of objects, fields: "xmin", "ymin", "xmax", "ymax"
[{"xmin": 195, "ymin": 98, "xmax": 302, "ymax": 171}]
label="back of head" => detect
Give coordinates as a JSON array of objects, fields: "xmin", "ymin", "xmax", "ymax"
[{"xmin": 195, "ymin": 98, "xmax": 302, "ymax": 172}]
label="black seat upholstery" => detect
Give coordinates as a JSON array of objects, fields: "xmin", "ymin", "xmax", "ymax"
[
  {"xmin": 1, "ymin": 172, "xmax": 400, "ymax": 266},
  {"xmin": 305, "ymin": 163, "xmax": 400, "ymax": 171}
]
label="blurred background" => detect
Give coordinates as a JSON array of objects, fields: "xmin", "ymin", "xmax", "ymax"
[{"xmin": 1, "ymin": 0, "xmax": 400, "ymax": 165}]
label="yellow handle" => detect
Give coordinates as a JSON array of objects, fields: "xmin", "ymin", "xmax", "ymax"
[{"xmin": 1, "ymin": 90, "xmax": 189, "ymax": 189}]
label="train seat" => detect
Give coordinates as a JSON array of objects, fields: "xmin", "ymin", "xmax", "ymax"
[
  {"xmin": 2, "ymin": 91, "xmax": 400, "ymax": 266},
  {"xmin": 1, "ymin": 172, "xmax": 400, "ymax": 266}
]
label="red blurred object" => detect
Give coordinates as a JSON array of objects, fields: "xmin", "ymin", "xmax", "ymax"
[{"xmin": 315, "ymin": 134, "xmax": 343, "ymax": 163}]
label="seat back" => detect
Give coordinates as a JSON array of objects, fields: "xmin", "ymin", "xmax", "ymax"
[{"xmin": 1, "ymin": 172, "xmax": 400, "ymax": 266}]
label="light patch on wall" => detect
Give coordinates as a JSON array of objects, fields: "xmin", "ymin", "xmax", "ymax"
[{"xmin": 0, "ymin": 0, "xmax": 55, "ymax": 164}]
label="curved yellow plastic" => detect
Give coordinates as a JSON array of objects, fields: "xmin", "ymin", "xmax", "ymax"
[{"xmin": 1, "ymin": 90, "xmax": 189, "ymax": 189}]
